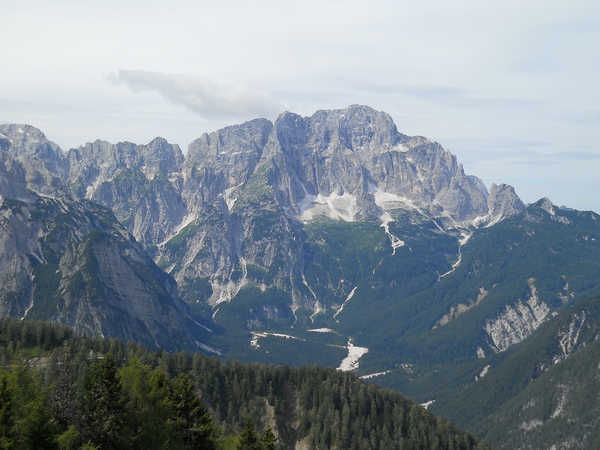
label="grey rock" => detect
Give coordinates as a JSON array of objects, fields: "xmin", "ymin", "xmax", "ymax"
[
  {"xmin": 0, "ymin": 192, "xmax": 210, "ymax": 351},
  {"xmin": 1, "ymin": 107, "xmax": 525, "ymax": 325},
  {"xmin": 0, "ymin": 124, "xmax": 69, "ymax": 197}
]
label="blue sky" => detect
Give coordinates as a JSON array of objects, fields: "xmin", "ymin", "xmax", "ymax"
[{"xmin": 1, "ymin": 0, "xmax": 599, "ymax": 211}]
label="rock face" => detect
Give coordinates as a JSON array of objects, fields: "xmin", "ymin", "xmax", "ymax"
[
  {"xmin": 0, "ymin": 131, "xmax": 211, "ymax": 350},
  {"xmin": 20, "ymin": 106, "xmax": 519, "ymax": 315},
  {"xmin": 266, "ymin": 106, "xmax": 490, "ymax": 223},
  {"xmin": 67, "ymin": 137, "xmax": 187, "ymax": 246},
  {"xmin": 0, "ymin": 124, "xmax": 69, "ymax": 198},
  {"xmin": 486, "ymin": 183, "xmax": 525, "ymax": 226},
  {"xmin": 0, "ymin": 106, "xmax": 532, "ymax": 341},
  {"xmin": 484, "ymin": 279, "xmax": 550, "ymax": 352}
]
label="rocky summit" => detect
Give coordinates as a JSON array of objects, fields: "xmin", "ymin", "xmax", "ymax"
[{"xmin": 3, "ymin": 107, "xmax": 520, "ymax": 308}]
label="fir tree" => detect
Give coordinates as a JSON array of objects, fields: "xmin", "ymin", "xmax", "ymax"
[{"xmin": 79, "ymin": 354, "xmax": 128, "ymax": 450}]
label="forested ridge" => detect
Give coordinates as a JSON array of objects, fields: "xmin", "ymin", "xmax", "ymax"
[{"xmin": 0, "ymin": 317, "xmax": 488, "ymax": 449}]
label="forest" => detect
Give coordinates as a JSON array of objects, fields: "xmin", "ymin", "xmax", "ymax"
[{"xmin": 0, "ymin": 317, "xmax": 488, "ymax": 449}]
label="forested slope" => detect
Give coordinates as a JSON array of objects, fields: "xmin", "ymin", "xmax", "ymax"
[{"xmin": 0, "ymin": 317, "xmax": 487, "ymax": 449}]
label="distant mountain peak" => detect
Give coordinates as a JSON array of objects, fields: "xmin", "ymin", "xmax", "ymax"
[{"xmin": 536, "ymin": 197, "xmax": 556, "ymax": 215}]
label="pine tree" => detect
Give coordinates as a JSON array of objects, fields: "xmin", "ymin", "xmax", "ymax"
[
  {"xmin": 237, "ymin": 416, "xmax": 262, "ymax": 450},
  {"xmin": 0, "ymin": 375, "xmax": 15, "ymax": 449},
  {"xmin": 15, "ymin": 394, "xmax": 56, "ymax": 450},
  {"xmin": 79, "ymin": 354, "xmax": 128, "ymax": 450},
  {"xmin": 169, "ymin": 373, "xmax": 219, "ymax": 450},
  {"xmin": 119, "ymin": 359, "xmax": 172, "ymax": 448},
  {"xmin": 48, "ymin": 348, "xmax": 78, "ymax": 429},
  {"xmin": 261, "ymin": 426, "xmax": 277, "ymax": 450}
]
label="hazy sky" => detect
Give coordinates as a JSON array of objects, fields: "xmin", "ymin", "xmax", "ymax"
[{"xmin": 2, "ymin": 0, "xmax": 599, "ymax": 211}]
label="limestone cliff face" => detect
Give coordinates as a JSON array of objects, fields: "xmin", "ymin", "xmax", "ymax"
[
  {"xmin": 1, "ymin": 106, "xmax": 525, "ymax": 319},
  {"xmin": 0, "ymin": 124, "xmax": 69, "ymax": 197},
  {"xmin": 0, "ymin": 131, "xmax": 211, "ymax": 350},
  {"xmin": 484, "ymin": 278, "xmax": 550, "ymax": 352},
  {"xmin": 0, "ymin": 194, "xmax": 210, "ymax": 350},
  {"xmin": 264, "ymin": 106, "xmax": 491, "ymax": 223},
  {"xmin": 67, "ymin": 137, "xmax": 187, "ymax": 246}
]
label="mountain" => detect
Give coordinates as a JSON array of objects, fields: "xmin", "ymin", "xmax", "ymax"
[
  {"xmin": 2, "ymin": 106, "xmax": 600, "ymax": 448},
  {"xmin": 20, "ymin": 106, "xmax": 520, "ymax": 311},
  {"xmin": 0, "ymin": 126, "xmax": 212, "ymax": 351},
  {"xmin": 3, "ymin": 107, "xmax": 599, "ymax": 366},
  {"xmin": 433, "ymin": 289, "xmax": 600, "ymax": 449}
]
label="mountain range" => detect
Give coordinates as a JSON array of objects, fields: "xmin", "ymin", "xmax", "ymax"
[{"xmin": 1, "ymin": 105, "xmax": 599, "ymax": 448}]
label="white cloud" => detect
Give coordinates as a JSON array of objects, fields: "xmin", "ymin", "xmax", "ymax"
[{"xmin": 108, "ymin": 70, "xmax": 282, "ymax": 121}]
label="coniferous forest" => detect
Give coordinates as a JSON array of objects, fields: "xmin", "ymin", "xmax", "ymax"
[{"xmin": 0, "ymin": 317, "xmax": 488, "ymax": 449}]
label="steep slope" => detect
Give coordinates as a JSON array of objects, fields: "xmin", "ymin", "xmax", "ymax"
[
  {"xmin": 349, "ymin": 200, "xmax": 600, "ymax": 396},
  {"xmin": 67, "ymin": 137, "xmax": 187, "ymax": 246},
  {"xmin": 44, "ymin": 106, "xmax": 519, "ymax": 318},
  {"xmin": 432, "ymin": 290, "xmax": 600, "ymax": 449},
  {"xmin": 0, "ymin": 194, "xmax": 211, "ymax": 351},
  {"xmin": 0, "ymin": 124, "xmax": 70, "ymax": 197},
  {"xmin": 5, "ymin": 109, "xmax": 597, "ymax": 368},
  {"xmin": 0, "ymin": 133, "xmax": 212, "ymax": 351}
]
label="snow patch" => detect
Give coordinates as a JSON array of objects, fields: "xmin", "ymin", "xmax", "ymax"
[
  {"xmin": 379, "ymin": 212, "xmax": 405, "ymax": 255},
  {"xmin": 475, "ymin": 364, "xmax": 491, "ymax": 381},
  {"xmin": 333, "ymin": 286, "xmax": 357, "ymax": 320},
  {"xmin": 198, "ymin": 343, "xmax": 222, "ymax": 356},
  {"xmin": 250, "ymin": 331, "xmax": 303, "ymax": 349},
  {"xmin": 21, "ymin": 299, "xmax": 34, "ymax": 320},
  {"xmin": 420, "ymin": 400, "xmax": 435, "ymax": 410},
  {"xmin": 359, "ymin": 370, "xmax": 391, "ymax": 380},
  {"xmin": 337, "ymin": 338, "xmax": 368, "ymax": 371},
  {"xmin": 440, "ymin": 232, "xmax": 472, "ymax": 278},
  {"xmin": 298, "ymin": 189, "xmax": 358, "ymax": 222},
  {"xmin": 189, "ymin": 317, "xmax": 213, "ymax": 334}
]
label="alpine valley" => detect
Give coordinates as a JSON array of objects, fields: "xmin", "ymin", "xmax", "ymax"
[{"xmin": 1, "ymin": 105, "xmax": 600, "ymax": 448}]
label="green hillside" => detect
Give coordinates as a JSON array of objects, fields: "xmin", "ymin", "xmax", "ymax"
[{"xmin": 0, "ymin": 317, "xmax": 488, "ymax": 450}]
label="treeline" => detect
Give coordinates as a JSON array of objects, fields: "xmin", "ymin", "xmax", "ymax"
[{"xmin": 0, "ymin": 318, "xmax": 488, "ymax": 449}]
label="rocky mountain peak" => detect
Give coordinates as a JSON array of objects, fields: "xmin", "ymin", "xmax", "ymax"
[
  {"xmin": 523, "ymin": 197, "xmax": 575, "ymax": 225},
  {"xmin": 309, "ymin": 105, "xmax": 406, "ymax": 154},
  {"xmin": 0, "ymin": 123, "xmax": 69, "ymax": 196},
  {"xmin": 487, "ymin": 183, "xmax": 526, "ymax": 221},
  {"xmin": 187, "ymin": 118, "xmax": 272, "ymax": 164},
  {"xmin": 536, "ymin": 197, "xmax": 555, "ymax": 215},
  {"xmin": 0, "ymin": 124, "xmax": 64, "ymax": 163}
]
